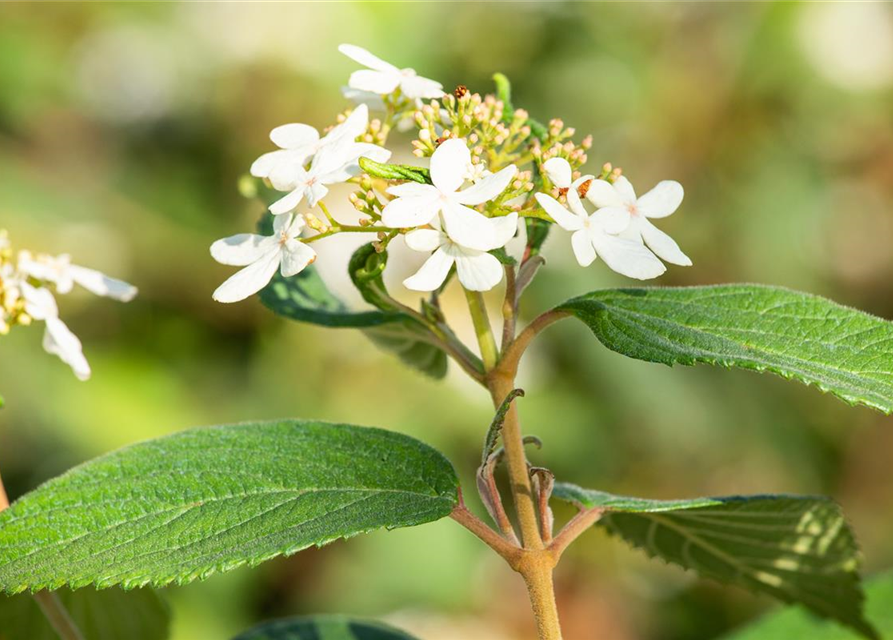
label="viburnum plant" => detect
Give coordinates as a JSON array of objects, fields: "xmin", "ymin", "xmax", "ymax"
[{"xmin": 1, "ymin": 45, "xmax": 893, "ymax": 640}]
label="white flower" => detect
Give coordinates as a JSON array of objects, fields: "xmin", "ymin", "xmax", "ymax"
[
  {"xmin": 250, "ymin": 104, "xmax": 391, "ymax": 216},
  {"xmin": 535, "ymin": 168, "xmax": 666, "ymax": 280},
  {"xmin": 542, "ymin": 156, "xmax": 593, "ymax": 192},
  {"xmin": 17, "ymin": 251, "xmax": 138, "ymax": 301},
  {"xmin": 586, "ymin": 175, "xmax": 691, "ymax": 267},
  {"xmin": 20, "ymin": 283, "xmax": 91, "ymax": 381},
  {"xmin": 339, "ymin": 44, "xmax": 444, "ymax": 100},
  {"xmin": 211, "ymin": 213, "xmax": 316, "ymax": 303},
  {"xmin": 403, "ymin": 213, "xmax": 519, "ymax": 292},
  {"xmin": 382, "ymin": 139, "xmax": 518, "ymax": 251}
]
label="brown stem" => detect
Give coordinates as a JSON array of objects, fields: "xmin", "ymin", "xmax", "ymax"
[
  {"xmin": 32, "ymin": 592, "xmax": 86, "ymax": 640},
  {"xmin": 520, "ymin": 559, "xmax": 563, "ymax": 640},
  {"xmin": 498, "ymin": 309, "xmax": 570, "ymax": 378},
  {"xmin": 450, "ymin": 493, "xmax": 521, "ymax": 567},
  {"xmin": 0, "ymin": 471, "xmax": 85, "ymax": 640},
  {"xmin": 549, "ymin": 507, "xmax": 604, "ymax": 560}
]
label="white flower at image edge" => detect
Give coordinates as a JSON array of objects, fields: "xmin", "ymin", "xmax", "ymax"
[
  {"xmin": 535, "ymin": 178, "xmax": 666, "ymax": 280},
  {"xmin": 249, "ymin": 104, "xmax": 391, "ymax": 215},
  {"xmin": 403, "ymin": 214, "xmax": 518, "ymax": 292},
  {"xmin": 382, "ymin": 138, "xmax": 518, "ymax": 251},
  {"xmin": 339, "ymin": 44, "xmax": 444, "ymax": 100},
  {"xmin": 211, "ymin": 213, "xmax": 316, "ymax": 304},
  {"xmin": 587, "ymin": 175, "xmax": 691, "ymax": 267},
  {"xmin": 17, "ymin": 252, "xmax": 138, "ymax": 301},
  {"xmin": 21, "ymin": 283, "xmax": 91, "ymax": 381}
]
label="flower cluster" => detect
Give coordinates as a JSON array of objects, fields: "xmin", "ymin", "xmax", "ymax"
[
  {"xmin": 0, "ymin": 230, "xmax": 137, "ymax": 380},
  {"xmin": 212, "ymin": 44, "xmax": 691, "ymax": 304}
]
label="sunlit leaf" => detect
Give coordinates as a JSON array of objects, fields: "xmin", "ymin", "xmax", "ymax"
[
  {"xmin": 0, "ymin": 421, "xmax": 458, "ymax": 592},
  {"xmin": 560, "ymin": 285, "xmax": 893, "ymax": 413},
  {"xmin": 553, "ymin": 484, "xmax": 875, "ymax": 639}
]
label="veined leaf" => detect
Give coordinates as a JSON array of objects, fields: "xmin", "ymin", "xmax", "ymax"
[
  {"xmin": 0, "ymin": 420, "xmax": 459, "ymax": 592},
  {"xmin": 232, "ymin": 615, "xmax": 419, "ymax": 640},
  {"xmin": 721, "ymin": 570, "xmax": 893, "ymax": 640},
  {"xmin": 559, "ymin": 285, "xmax": 893, "ymax": 413},
  {"xmin": 553, "ymin": 484, "xmax": 875, "ymax": 639},
  {"xmin": 358, "ymin": 158, "xmax": 432, "ymax": 185},
  {"xmin": 0, "ymin": 588, "xmax": 169, "ymax": 640}
]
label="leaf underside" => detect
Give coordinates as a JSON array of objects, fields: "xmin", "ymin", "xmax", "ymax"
[
  {"xmin": 721, "ymin": 570, "xmax": 893, "ymax": 640},
  {"xmin": 232, "ymin": 615, "xmax": 420, "ymax": 640},
  {"xmin": 0, "ymin": 420, "xmax": 458, "ymax": 593},
  {"xmin": 553, "ymin": 483, "xmax": 876, "ymax": 639},
  {"xmin": 0, "ymin": 588, "xmax": 169, "ymax": 640},
  {"xmin": 259, "ymin": 265, "xmax": 447, "ymax": 378},
  {"xmin": 559, "ymin": 284, "xmax": 893, "ymax": 414}
]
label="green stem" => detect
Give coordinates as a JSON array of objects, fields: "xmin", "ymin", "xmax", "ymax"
[
  {"xmin": 304, "ymin": 224, "xmax": 402, "ymax": 244},
  {"xmin": 464, "ymin": 289, "xmax": 500, "ymax": 371}
]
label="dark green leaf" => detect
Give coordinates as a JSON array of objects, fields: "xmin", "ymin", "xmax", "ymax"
[
  {"xmin": 553, "ymin": 484, "xmax": 875, "ymax": 639},
  {"xmin": 524, "ymin": 218, "xmax": 551, "ymax": 257},
  {"xmin": 0, "ymin": 588, "xmax": 169, "ymax": 640},
  {"xmin": 488, "ymin": 247, "xmax": 517, "ymax": 266},
  {"xmin": 0, "ymin": 420, "xmax": 459, "ymax": 592},
  {"xmin": 559, "ymin": 285, "xmax": 893, "ymax": 414},
  {"xmin": 232, "ymin": 615, "xmax": 419, "ymax": 640},
  {"xmin": 358, "ymin": 158, "xmax": 432, "ymax": 185},
  {"xmin": 259, "ymin": 241, "xmax": 448, "ymax": 378},
  {"xmin": 721, "ymin": 571, "xmax": 893, "ymax": 640}
]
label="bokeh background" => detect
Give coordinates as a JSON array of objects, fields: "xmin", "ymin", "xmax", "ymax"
[{"xmin": 2, "ymin": 2, "xmax": 893, "ymax": 639}]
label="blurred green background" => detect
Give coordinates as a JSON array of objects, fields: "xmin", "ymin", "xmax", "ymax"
[{"xmin": 1, "ymin": 2, "xmax": 893, "ymax": 639}]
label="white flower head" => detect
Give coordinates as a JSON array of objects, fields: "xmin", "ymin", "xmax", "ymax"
[
  {"xmin": 403, "ymin": 213, "xmax": 519, "ymax": 292},
  {"xmin": 211, "ymin": 213, "xmax": 316, "ymax": 304},
  {"xmin": 586, "ymin": 175, "xmax": 691, "ymax": 267},
  {"xmin": 250, "ymin": 104, "xmax": 391, "ymax": 216},
  {"xmin": 339, "ymin": 44, "xmax": 444, "ymax": 100},
  {"xmin": 535, "ymin": 159, "xmax": 666, "ymax": 280},
  {"xmin": 20, "ymin": 282, "xmax": 91, "ymax": 381},
  {"xmin": 382, "ymin": 138, "xmax": 518, "ymax": 251},
  {"xmin": 17, "ymin": 251, "xmax": 138, "ymax": 301}
]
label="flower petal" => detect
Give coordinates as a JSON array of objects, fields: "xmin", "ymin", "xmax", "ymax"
[
  {"xmin": 404, "ymin": 228, "xmax": 444, "ymax": 253},
  {"xmin": 387, "ymin": 182, "xmax": 438, "ymax": 198},
  {"xmin": 542, "ymin": 157, "xmax": 572, "ymax": 189},
  {"xmin": 328, "ymin": 103, "xmax": 369, "ymax": 142},
  {"xmin": 211, "ymin": 233, "xmax": 277, "ymax": 266},
  {"xmin": 305, "ymin": 182, "xmax": 329, "ymax": 208},
  {"xmin": 442, "ymin": 202, "xmax": 516, "ymax": 251},
  {"xmin": 21, "ymin": 283, "xmax": 58, "ymax": 320},
  {"xmin": 535, "ymin": 193, "xmax": 583, "ymax": 231},
  {"xmin": 269, "ymin": 187, "xmax": 306, "ymax": 215},
  {"xmin": 213, "ymin": 249, "xmax": 282, "ymax": 303},
  {"xmin": 280, "ymin": 240, "xmax": 317, "ymax": 277},
  {"xmin": 270, "ymin": 123, "xmax": 319, "ymax": 150},
  {"xmin": 591, "ymin": 206, "xmax": 631, "ymax": 235},
  {"xmin": 430, "ymin": 138, "xmax": 470, "ymax": 193},
  {"xmin": 348, "ymin": 70, "xmax": 401, "ymax": 95},
  {"xmin": 341, "ymin": 86, "xmax": 386, "ymax": 111},
  {"xmin": 250, "ymin": 150, "xmax": 308, "ymax": 179},
  {"xmin": 612, "ymin": 176, "xmax": 637, "ymax": 203},
  {"xmin": 639, "ymin": 218, "xmax": 692, "ymax": 266},
  {"xmin": 400, "ymin": 75, "xmax": 444, "ymax": 99},
  {"xmin": 44, "ymin": 317, "xmax": 90, "ymax": 381},
  {"xmin": 403, "ymin": 246, "xmax": 454, "ymax": 291},
  {"xmin": 570, "ymin": 229, "xmax": 597, "ymax": 267},
  {"xmin": 636, "ymin": 180, "xmax": 684, "ymax": 219},
  {"xmin": 585, "ymin": 179, "xmax": 626, "ymax": 208},
  {"xmin": 453, "ymin": 165, "xmax": 517, "ymax": 205},
  {"xmin": 68, "ymin": 265, "xmax": 138, "ymax": 302},
  {"xmin": 381, "ymin": 192, "xmax": 441, "ymax": 227},
  {"xmin": 338, "ymin": 44, "xmax": 400, "ymax": 73},
  {"xmin": 453, "ymin": 249, "xmax": 504, "ymax": 292},
  {"xmin": 591, "ymin": 233, "xmax": 666, "ymax": 280}
]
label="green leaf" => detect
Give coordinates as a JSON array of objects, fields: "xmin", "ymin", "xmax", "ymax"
[
  {"xmin": 0, "ymin": 588, "xmax": 169, "ymax": 640},
  {"xmin": 559, "ymin": 284, "xmax": 893, "ymax": 414},
  {"xmin": 358, "ymin": 158, "xmax": 432, "ymax": 185},
  {"xmin": 232, "ymin": 615, "xmax": 420, "ymax": 640},
  {"xmin": 0, "ymin": 420, "xmax": 459, "ymax": 592},
  {"xmin": 488, "ymin": 247, "xmax": 517, "ymax": 266},
  {"xmin": 553, "ymin": 484, "xmax": 875, "ymax": 639},
  {"xmin": 259, "ymin": 241, "xmax": 448, "ymax": 378},
  {"xmin": 721, "ymin": 571, "xmax": 893, "ymax": 640}
]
